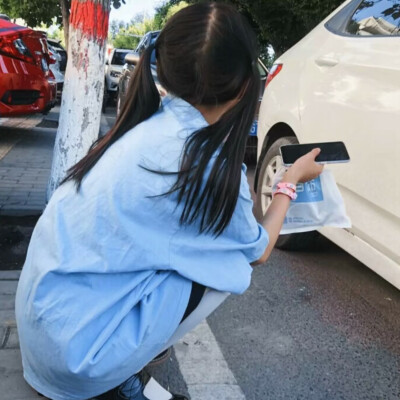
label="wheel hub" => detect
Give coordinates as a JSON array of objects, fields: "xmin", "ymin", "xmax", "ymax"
[{"xmin": 260, "ymin": 155, "xmax": 283, "ymax": 215}]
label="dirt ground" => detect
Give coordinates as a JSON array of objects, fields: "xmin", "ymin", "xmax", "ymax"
[{"xmin": 0, "ymin": 216, "xmax": 38, "ymax": 270}]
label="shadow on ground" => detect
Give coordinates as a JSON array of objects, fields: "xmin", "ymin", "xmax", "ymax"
[{"xmin": 0, "ymin": 216, "xmax": 38, "ymax": 270}]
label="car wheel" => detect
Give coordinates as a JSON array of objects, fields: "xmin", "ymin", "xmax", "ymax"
[{"xmin": 254, "ymin": 136, "xmax": 319, "ymax": 250}]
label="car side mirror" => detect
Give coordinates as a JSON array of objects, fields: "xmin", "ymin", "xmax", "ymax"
[{"xmin": 125, "ymin": 52, "xmax": 140, "ymax": 66}]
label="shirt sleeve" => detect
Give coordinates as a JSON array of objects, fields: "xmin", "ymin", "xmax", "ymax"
[
  {"xmin": 223, "ymin": 164, "xmax": 269, "ymax": 263},
  {"xmin": 168, "ymin": 164, "xmax": 269, "ymax": 294}
]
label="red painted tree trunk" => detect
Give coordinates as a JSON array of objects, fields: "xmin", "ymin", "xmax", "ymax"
[{"xmin": 48, "ymin": 0, "xmax": 111, "ymax": 199}]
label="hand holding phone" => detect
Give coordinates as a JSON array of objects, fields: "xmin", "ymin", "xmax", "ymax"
[
  {"xmin": 283, "ymin": 148, "xmax": 324, "ymax": 184},
  {"xmin": 280, "ymin": 141, "xmax": 350, "ymax": 166}
]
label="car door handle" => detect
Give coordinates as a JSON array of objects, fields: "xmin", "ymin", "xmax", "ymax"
[{"xmin": 315, "ymin": 56, "xmax": 339, "ymax": 67}]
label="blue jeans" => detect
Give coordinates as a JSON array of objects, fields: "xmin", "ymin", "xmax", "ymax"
[{"xmin": 119, "ymin": 374, "xmax": 147, "ymax": 399}]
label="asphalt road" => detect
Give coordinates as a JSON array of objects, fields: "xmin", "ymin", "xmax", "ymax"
[{"xmin": 208, "ymin": 237, "xmax": 400, "ymax": 399}]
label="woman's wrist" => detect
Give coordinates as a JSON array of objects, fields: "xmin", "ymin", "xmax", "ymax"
[{"xmin": 282, "ymin": 168, "xmax": 299, "ymax": 185}]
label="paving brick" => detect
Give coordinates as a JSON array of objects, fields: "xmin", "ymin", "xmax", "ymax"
[
  {"xmin": 0, "ymin": 281, "xmax": 18, "ymax": 296},
  {"xmin": 4, "ymin": 327, "xmax": 19, "ymax": 349},
  {"xmin": 24, "ymin": 195, "xmax": 45, "ymax": 201},
  {"xmin": 0, "ymin": 349, "xmax": 22, "ymax": 374},
  {"xmin": 0, "ymin": 271, "xmax": 21, "ymax": 280},
  {"xmin": 0, "ymin": 181, "xmax": 20, "ymax": 185},
  {"xmin": 0, "ymin": 310, "xmax": 16, "ymax": 328},
  {"xmin": 7, "ymin": 198, "xmax": 30, "ymax": 203},
  {"xmin": 0, "ymin": 295, "xmax": 15, "ymax": 311},
  {"xmin": 8, "ymin": 189, "xmax": 32, "ymax": 194},
  {"xmin": 0, "ymin": 208, "xmax": 41, "ymax": 217},
  {"xmin": 0, "ymin": 349, "xmax": 43, "ymax": 399},
  {"xmin": 0, "ymin": 325, "xmax": 6, "ymax": 346}
]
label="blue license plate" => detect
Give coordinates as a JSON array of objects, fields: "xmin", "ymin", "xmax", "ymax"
[{"xmin": 249, "ymin": 120, "xmax": 258, "ymax": 136}]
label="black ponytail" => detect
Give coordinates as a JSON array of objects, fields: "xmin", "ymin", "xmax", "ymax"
[
  {"xmin": 168, "ymin": 74, "xmax": 260, "ymax": 235},
  {"xmin": 62, "ymin": 43, "xmax": 160, "ymax": 187},
  {"xmin": 154, "ymin": 3, "xmax": 261, "ymax": 235}
]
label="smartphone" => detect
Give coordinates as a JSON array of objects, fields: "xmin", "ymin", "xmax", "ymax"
[{"xmin": 280, "ymin": 141, "xmax": 350, "ymax": 166}]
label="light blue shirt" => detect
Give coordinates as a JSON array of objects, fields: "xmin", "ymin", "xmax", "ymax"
[{"xmin": 15, "ymin": 95, "xmax": 268, "ymax": 400}]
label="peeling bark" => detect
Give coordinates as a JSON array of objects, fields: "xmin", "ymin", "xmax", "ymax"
[{"xmin": 47, "ymin": 0, "xmax": 111, "ymax": 200}]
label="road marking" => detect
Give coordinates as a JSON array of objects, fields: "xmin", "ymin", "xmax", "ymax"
[{"xmin": 174, "ymin": 321, "xmax": 246, "ymax": 400}]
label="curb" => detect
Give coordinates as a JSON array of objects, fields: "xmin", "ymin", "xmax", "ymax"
[{"xmin": 0, "ymin": 270, "xmax": 21, "ymax": 280}]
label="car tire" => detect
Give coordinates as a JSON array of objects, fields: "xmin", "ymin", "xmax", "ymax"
[{"xmin": 254, "ymin": 136, "xmax": 319, "ymax": 251}]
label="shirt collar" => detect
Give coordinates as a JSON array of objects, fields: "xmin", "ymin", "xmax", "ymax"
[{"xmin": 161, "ymin": 94, "xmax": 209, "ymax": 131}]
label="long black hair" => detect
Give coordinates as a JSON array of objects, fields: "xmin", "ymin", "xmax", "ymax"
[{"xmin": 64, "ymin": 2, "xmax": 260, "ymax": 235}]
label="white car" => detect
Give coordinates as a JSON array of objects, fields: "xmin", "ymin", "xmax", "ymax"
[
  {"xmin": 47, "ymin": 43, "xmax": 64, "ymax": 97},
  {"xmin": 255, "ymin": 0, "xmax": 400, "ymax": 289},
  {"xmin": 105, "ymin": 48, "xmax": 134, "ymax": 99}
]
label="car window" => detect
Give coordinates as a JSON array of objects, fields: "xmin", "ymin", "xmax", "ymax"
[
  {"xmin": 111, "ymin": 51, "xmax": 129, "ymax": 65},
  {"xmin": 137, "ymin": 35, "xmax": 150, "ymax": 56},
  {"xmin": 137, "ymin": 39, "xmax": 147, "ymax": 56},
  {"xmin": 257, "ymin": 62, "xmax": 267, "ymax": 78},
  {"xmin": 346, "ymin": 0, "xmax": 400, "ymax": 36}
]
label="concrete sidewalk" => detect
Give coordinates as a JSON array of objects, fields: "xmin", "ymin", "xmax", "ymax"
[
  {"xmin": 0, "ymin": 270, "xmax": 41, "ymax": 399},
  {"xmin": 0, "ymin": 127, "xmax": 55, "ymax": 216},
  {"xmin": 0, "ymin": 109, "xmax": 59, "ymax": 216},
  {"xmin": 0, "ymin": 108, "xmax": 111, "ymax": 216}
]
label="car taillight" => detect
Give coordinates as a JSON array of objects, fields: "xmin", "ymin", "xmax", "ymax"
[
  {"xmin": 0, "ymin": 35, "xmax": 35, "ymax": 64},
  {"xmin": 265, "ymin": 63, "xmax": 283, "ymax": 89},
  {"xmin": 48, "ymin": 68, "xmax": 55, "ymax": 80},
  {"xmin": 48, "ymin": 50, "xmax": 57, "ymax": 64}
]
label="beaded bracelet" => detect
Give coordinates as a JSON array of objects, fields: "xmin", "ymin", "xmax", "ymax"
[
  {"xmin": 273, "ymin": 182, "xmax": 297, "ymax": 201},
  {"xmin": 276, "ymin": 182, "xmax": 296, "ymax": 192}
]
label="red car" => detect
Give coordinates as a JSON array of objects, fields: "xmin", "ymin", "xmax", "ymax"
[{"xmin": 0, "ymin": 19, "xmax": 56, "ymax": 117}]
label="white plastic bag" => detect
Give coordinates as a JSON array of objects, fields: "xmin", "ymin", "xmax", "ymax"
[{"xmin": 273, "ymin": 168, "xmax": 351, "ymax": 234}]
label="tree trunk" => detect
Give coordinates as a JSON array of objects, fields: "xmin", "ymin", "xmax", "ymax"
[
  {"xmin": 47, "ymin": 0, "xmax": 111, "ymax": 199},
  {"xmin": 59, "ymin": 0, "xmax": 70, "ymax": 51}
]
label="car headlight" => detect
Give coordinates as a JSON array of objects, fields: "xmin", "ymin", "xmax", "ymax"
[{"xmin": 110, "ymin": 71, "xmax": 121, "ymax": 78}]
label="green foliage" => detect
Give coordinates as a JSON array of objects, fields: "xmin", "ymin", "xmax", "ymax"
[
  {"xmin": 46, "ymin": 25, "xmax": 66, "ymax": 47},
  {"xmin": 111, "ymin": 18, "xmax": 158, "ymax": 50},
  {"xmin": 154, "ymin": 0, "xmax": 189, "ymax": 29},
  {"xmin": 111, "ymin": 2, "xmax": 189, "ymax": 50},
  {"xmin": 0, "ymin": 0, "xmax": 125, "ymax": 30},
  {"xmin": 0, "ymin": 0, "xmax": 61, "ymax": 27},
  {"xmin": 164, "ymin": 1, "xmax": 189, "ymax": 24},
  {"xmin": 183, "ymin": 0, "xmax": 343, "ymax": 56}
]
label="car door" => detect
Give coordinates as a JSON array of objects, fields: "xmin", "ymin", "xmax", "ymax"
[{"xmin": 299, "ymin": 0, "xmax": 400, "ymax": 266}]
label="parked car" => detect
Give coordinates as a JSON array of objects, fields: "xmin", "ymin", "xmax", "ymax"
[
  {"xmin": 47, "ymin": 42, "xmax": 65, "ymax": 97},
  {"xmin": 117, "ymin": 30, "xmax": 268, "ymax": 160},
  {"xmin": 47, "ymin": 39, "xmax": 67, "ymax": 73},
  {"xmin": 255, "ymin": 0, "xmax": 400, "ymax": 289},
  {"xmin": 116, "ymin": 53, "xmax": 163, "ymax": 116},
  {"xmin": 0, "ymin": 19, "xmax": 56, "ymax": 117},
  {"xmin": 105, "ymin": 48, "xmax": 135, "ymax": 101},
  {"xmin": 135, "ymin": 30, "xmax": 160, "ymax": 60}
]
